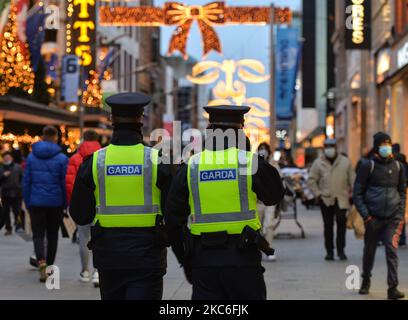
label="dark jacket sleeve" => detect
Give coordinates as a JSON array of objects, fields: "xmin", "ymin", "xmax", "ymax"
[
  {"xmin": 252, "ymin": 156, "xmax": 285, "ymax": 206},
  {"xmin": 398, "ymin": 162, "xmax": 407, "ymax": 217},
  {"xmin": 353, "ymin": 160, "xmax": 370, "ymax": 220},
  {"xmin": 165, "ymin": 164, "xmax": 190, "ymax": 265},
  {"xmin": 70, "ymin": 155, "xmax": 96, "ymax": 226},
  {"xmin": 156, "ymin": 163, "xmax": 173, "ymax": 215}
]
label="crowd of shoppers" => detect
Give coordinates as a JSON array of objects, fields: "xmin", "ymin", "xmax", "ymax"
[
  {"xmin": 0, "ymin": 126, "xmax": 102, "ymax": 286},
  {"xmin": 0, "ymin": 124, "xmax": 407, "ymax": 300}
]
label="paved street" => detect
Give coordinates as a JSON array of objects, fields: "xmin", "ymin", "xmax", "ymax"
[{"xmin": 1, "ymin": 205, "xmax": 408, "ymax": 300}]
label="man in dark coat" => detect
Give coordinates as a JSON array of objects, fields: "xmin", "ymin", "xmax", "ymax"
[{"xmin": 354, "ymin": 132, "xmax": 407, "ymax": 300}]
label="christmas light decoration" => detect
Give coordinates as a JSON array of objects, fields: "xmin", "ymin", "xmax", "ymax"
[
  {"xmin": 0, "ymin": 1, "xmax": 35, "ymax": 96},
  {"xmin": 187, "ymin": 59, "xmax": 270, "ymax": 100},
  {"xmin": 60, "ymin": 125, "xmax": 81, "ymax": 153},
  {"xmin": 0, "ymin": 132, "xmax": 40, "ymax": 144},
  {"xmin": 81, "ymin": 68, "xmax": 112, "ymax": 107},
  {"xmin": 99, "ymin": 2, "xmax": 292, "ymax": 58},
  {"xmin": 82, "ymin": 69, "xmax": 102, "ymax": 107},
  {"xmin": 187, "ymin": 58, "xmax": 271, "ymax": 143}
]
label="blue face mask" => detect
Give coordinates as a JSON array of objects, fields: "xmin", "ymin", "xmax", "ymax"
[{"xmin": 379, "ymin": 146, "xmax": 393, "ymax": 158}]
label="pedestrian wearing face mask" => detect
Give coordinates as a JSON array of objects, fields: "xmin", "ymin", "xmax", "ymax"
[
  {"xmin": 354, "ymin": 132, "xmax": 407, "ymax": 300},
  {"xmin": 308, "ymin": 139, "xmax": 355, "ymax": 261}
]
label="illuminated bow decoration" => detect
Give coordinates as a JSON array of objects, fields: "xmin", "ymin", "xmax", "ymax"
[
  {"xmin": 165, "ymin": 2, "xmax": 225, "ymax": 59},
  {"xmin": 99, "ymin": 4, "xmax": 292, "ymax": 59}
]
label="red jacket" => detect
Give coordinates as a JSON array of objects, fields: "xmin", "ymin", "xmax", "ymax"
[{"xmin": 66, "ymin": 141, "xmax": 101, "ymax": 204}]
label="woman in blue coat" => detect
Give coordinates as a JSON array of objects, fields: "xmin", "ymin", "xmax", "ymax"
[{"xmin": 23, "ymin": 126, "xmax": 68, "ymax": 282}]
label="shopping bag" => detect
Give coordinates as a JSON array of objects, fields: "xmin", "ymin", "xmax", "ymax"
[
  {"xmin": 347, "ymin": 206, "xmax": 365, "ymax": 240},
  {"xmin": 62, "ymin": 213, "xmax": 77, "ymax": 239}
]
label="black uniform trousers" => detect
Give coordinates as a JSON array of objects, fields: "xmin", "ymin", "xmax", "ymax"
[
  {"xmin": 320, "ymin": 201, "xmax": 347, "ymax": 255},
  {"xmin": 192, "ymin": 266, "xmax": 266, "ymax": 300},
  {"xmin": 362, "ymin": 216, "xmax": 404, "ymax": 288},
  {"xmin": 98, "ymin": 269, "xmax": 164, "ymax": 300}
]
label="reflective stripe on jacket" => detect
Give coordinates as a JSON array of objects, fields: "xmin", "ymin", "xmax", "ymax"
[
  {"xmin": 187, "ymin": 148, "xmax": 261, "ymax": 235},
  {"xmin": 92, "ymin": 144, "xmax": 161, "ymax": 227}
]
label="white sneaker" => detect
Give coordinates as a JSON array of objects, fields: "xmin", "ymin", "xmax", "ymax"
[
  {"xmin": 92, "ymin": 270, "xmax": 99, "ymax": 288},
  {"xmin": 262, "ymin": 253, "xmax": 277, "ymax": 262},
  {"xmin": 79, "ymin": 270, "xmax": 91, "ymax": 283}
]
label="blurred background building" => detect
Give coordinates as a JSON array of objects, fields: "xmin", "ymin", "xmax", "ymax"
[{"xmin": 330, "ymin": 0, "xmax": 408, "ymax": 165}]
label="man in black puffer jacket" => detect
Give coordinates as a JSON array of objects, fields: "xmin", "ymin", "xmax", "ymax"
[{"xmin": 353, "ymin": 132, "xmax": 407, "ymax": 300}]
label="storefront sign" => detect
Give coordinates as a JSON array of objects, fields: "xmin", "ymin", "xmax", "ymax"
[
  {"xmin": 345, "ymin": 0, "xmax": 371, "ymax": 50},
  {"xmin": 68, "ymin": 0, "xmax": 96, "ymax": 74},
  {"xmin": 61, "ymin": 55, "xmax": 80, "ymax": 103},
  {"xmin": 389, "ymin": 34, "xmax": 408, "ymax": 76}
]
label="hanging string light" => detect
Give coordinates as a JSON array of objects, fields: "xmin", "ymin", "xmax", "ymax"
[
  {"xmin": 81, "ymin": 68, "xmax": 112, "ymax": 107},
  {"xmin": 99, "ymin": 3, "xmax": 292, "ymax": 59},
  {"xmin": 0, "ymin": 1, "xmax": 35, "ymax": 96}
]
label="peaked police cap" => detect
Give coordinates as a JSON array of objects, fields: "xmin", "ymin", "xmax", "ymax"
[
  {"xmin": 105, "ymin": 92, "xmax": 151, "ymax": 117},
  {"xmin": 204, "ymin": 105, "xmax": 251, "ymax": 127}
]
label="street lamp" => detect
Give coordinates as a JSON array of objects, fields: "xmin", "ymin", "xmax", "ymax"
[{"xmin": 69, "ymin": 104, "xmax": 78, "ymax": 112}]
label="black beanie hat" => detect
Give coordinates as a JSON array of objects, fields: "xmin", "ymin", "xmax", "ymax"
[{"xmin": 373, "ymin": 132, "xmax": 392, "ymax": 149}]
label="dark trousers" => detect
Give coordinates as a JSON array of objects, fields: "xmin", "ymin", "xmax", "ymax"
[
  {"xmin": 29, "ymin": 207, "xmax": 63, "ymax": 266},
  {"xmin": 99, "ymin": 269, "xmax": 164, "ymax": 300},
  {"xmin": 3, "ymin": 197, "xmax": 22, "ymax": 231},
  {"xmin": 320, "ymin": 202, "xmax": 347, "ymax": 255},
  {"xmin": 192, "ymin": 267, "xmax": 266, "ymax": 300},
  {"xmin": 362, "ymin": 216, "xmax": 403, "ymax": 288}
]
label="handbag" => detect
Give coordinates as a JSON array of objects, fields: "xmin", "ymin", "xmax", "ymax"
[{"xmin": 346, "ymin": 206, "xmax": 365, "ymax": 240}]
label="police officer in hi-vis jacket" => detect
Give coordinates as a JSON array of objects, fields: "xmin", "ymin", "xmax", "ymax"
[
  {"xmin": 70, "ymin": 93, "xmax": 172, "ymax": 300},
  {"xmin": 165, "ymin": 105, "xmax": 284, "ymax": 300}
]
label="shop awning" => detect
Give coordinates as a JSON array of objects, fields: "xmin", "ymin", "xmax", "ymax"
[{"xmin": 0, "ymin": 96, "xmax": 79, "ymax": 126}]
